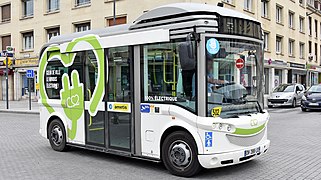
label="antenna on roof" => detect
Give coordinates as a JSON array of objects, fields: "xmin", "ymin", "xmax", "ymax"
[{"xmin": 217, "ymin": 2, "xmax": 224, "ymax": 7}]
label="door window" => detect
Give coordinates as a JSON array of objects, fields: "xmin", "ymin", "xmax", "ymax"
[{"xmin": 107, "ymin": 46, "xmax": 132, "ymax": 150}]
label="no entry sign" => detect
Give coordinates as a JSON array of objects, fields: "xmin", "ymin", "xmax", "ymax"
[{"xmin": 236, "ymin": 58, "xmax": 245, "ymax": 69}]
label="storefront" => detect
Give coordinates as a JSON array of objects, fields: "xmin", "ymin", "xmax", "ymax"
[
  {"xmin": 263, "ymin": 59, "xmax": 288, "ymax": 95},
  {"xmin": 306, "ymin": 64, "xmax": 321, "ymax": 87},
  {"xmin": 13, "ymin": 58, "xmax": 38, "ymax": 100},
  {"xmin": 288, "ymin": 62, "xmax": 307, "ymax": 86}
]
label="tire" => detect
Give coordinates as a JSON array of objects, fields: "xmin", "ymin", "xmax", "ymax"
[
  {"xmin": 292, "ymin": 99, "xmax": 296, "ymax": 108},
  {"xmin": 162, "ymin": 131, "xmax": 202, "ymax": 177},
  {"xmin": 48, "ymin": 119, "xmax": 70, "ymax": 152},
  {"xmin": 268, "ymin": 105, "xmax": 273, "ymax": 108},
  {"xmin": 301, "ymin": 107, "xmax": 307, "ymax": 112}
]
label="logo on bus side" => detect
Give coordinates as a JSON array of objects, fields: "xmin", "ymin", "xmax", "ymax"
[{"xmin": 250, "ymin": 119, "xmax": 258, "ymax": 127}]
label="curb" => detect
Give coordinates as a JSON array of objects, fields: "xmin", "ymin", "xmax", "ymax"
[{"xmin": 0, "ymin": 109, "xmax": 40, "ymax": 115}]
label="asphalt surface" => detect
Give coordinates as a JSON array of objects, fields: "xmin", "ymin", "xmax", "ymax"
[{"xmin": 0, "ymin": 107, "xmax": 321, "ymax": 180}]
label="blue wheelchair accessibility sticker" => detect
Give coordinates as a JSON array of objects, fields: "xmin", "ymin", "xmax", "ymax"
[
  {"xmin": 205, "ymin": 132, "xmax": 213, "ymax": 147},
  {"xmin": 140, "ymin": 104, "xmax": 150, "ymax": 113}
]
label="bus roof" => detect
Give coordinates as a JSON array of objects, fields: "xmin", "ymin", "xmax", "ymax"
[
  {"xmin": 134, "ymin": 3, "xmax": 259, "ymax": 24},
  {"xmin": 46, "ymin": 3, "xmax": 259, "ymax": 48}
]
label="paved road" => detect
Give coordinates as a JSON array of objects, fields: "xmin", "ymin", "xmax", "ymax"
[{"xmin": 0, "ymin": 108, "xmax": 321, "ymax": 180}]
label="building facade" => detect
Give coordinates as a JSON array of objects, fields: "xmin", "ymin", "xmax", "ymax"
[{"xmin": 0, "ymin": 0, "xmax": 320, "ymax": 100}]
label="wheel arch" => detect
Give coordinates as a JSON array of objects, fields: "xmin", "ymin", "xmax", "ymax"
[
  {"xmin": 160, "ymin": 125, "xmax": 203, "ymax": 160},
  {"xmin": 46, "ymin": 113, "xmax": 68, "ymax": 139}
]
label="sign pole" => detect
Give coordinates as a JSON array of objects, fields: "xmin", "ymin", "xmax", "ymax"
[
  {"xmin": 5, "ymin": 55, "xmax": 9, "ymax": 109},
  {"xmin": 29, "ymin": 78, "xmax": 31, "ymax": 110}
]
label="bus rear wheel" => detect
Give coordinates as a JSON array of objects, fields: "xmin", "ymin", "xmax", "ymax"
[
  {"xmin": 162, "ymin": 131, "xmax": 202, "ymax": 177},
  {"xmin": 48, "ymin": 119, "xmax": 69, "ymax": 152}
]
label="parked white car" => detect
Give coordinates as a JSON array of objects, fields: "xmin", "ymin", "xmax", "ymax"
[{"xmin": 268, "ymin": 84, "xmax": 305, "ymax": 108}]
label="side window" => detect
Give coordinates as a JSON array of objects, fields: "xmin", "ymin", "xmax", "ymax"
[
  {"xmin": 84, "ymin": 50, "xmax": 98, "ymax": 101},
  {"xmin": 141, "ymin": 41, "xmax": 197, "ymax": 112},
  {"xmin": 45, "ymin": 58, "xmax": 68, "ymax": 99}
]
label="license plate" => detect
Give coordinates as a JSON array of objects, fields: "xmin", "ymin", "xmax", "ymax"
[
  {"xmin": 244, "ymin": 147, "xmax": 260, "ymax": 157},
  {"xmin": 309, "ymin": 103, "xmax": 319, "ymax": 106}
]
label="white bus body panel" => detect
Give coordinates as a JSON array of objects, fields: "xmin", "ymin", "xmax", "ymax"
[
  {"xmin": 141, "ymin": 104, "xmax": 270, "ymax": 169},
  {"xmin": 39, "ymin": 99, "xmax": 85, "ymax": 145}
]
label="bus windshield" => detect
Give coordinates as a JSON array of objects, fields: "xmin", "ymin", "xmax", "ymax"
[{"xmin": 206, "ymin": 38, "xmax": 263, "ymax": 118}]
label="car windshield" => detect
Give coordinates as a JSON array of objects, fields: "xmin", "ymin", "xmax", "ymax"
[
  {"xmin": 308, "ymin": 85, "xmax": 321, "ymax": 93},
  {"xmin": 206, "ymin": 38, "xmax": 263, "ymax": 118},
  {"xmin": 273, "ymin": 84, "xmax": 295, "ymax": 92}
]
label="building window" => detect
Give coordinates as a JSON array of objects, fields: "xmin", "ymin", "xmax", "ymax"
[
  {"xmin": 315, "ymin": 20, "xmax": 318, "ymax": 38},
  {"xmin": 308, "ymin": 41, "xmax": 312, "ymax": 54},
  {"xmin": 289, "ymin": 11, "xmax": 294, "ymax": 28},
  {"xmin": 276, "ymin": 36, "xmax": 282, "ymax": 53},
  {"xmin": 299, "ymin": 42, "xmax": 305, "ymax": 59},
  {"xmin": 1, "ymin": 4, "xmax": 11, "ymax": 23},
  {"xmin": 308, "ymin": 16, "xmax": 312, "ymax": 36},
  {"xmin": 47, "ymin": 27, "xmax": 60, "ymax": 41},
  {"xmin": 22, "ymin": 0, "xmax": 34, "ymax": 17},
  {"xmin": 47, "ymin": 0, "xmax": 59, "ymax": 12},
  {"xmin": 75, "ymin": 22, "xmax": 90, "ymax": 32},
  {"xmin": 315, "ymin": 43, "xmax": 318, "ymax": 61},
  {"xmin": 22, "ymin": 31, "xmax": 34, "ymax": 51},
  {"xmin": 289, "ymin": 39, "xmax": 294, "ymax": 56},
  {"xmin": 106, "ymin": 16, "xmax": 127, "ymax": 26},
  {"xmin": 244, "ymin": 0, "xmax": 252, "ymax": 11},
  {"xmin": 1, "ymin": 35, "xmax": 11, "ymax": 51},
  {"xmin": 75, "ymin": 0, "xmax": 90, "ymax": 6},
  {"xmin": 276, "ymin": 5, "xmax": 283, "ymax": 23},
  {"xmin": 263, "ymin": 32, "xmax": 269, "ymax": 51},
  {"xmin": 299, "ymin": 16, "xmax": 304, "ymax": 33},
  {"xmin": 261, "ymin": 1, "xmax": 268, "ymax": 18}
]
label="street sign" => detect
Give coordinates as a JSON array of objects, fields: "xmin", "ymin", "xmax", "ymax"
[
  {"xmin": 26, "ymin": 69, "xmax": 34, "ymax": 79},
  {"xmin": 3, "ymin": 58, "xmax": 12, "ymax": 66},
  {"xmin": 236, "ymin": 58, "xmax": 245, "ymax": 69},
  {"xmin": 6, "ymin": 46, "xmax": 14, "ymax": 54}
]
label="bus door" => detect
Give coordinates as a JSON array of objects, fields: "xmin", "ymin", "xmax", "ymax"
[
  {"xmin": 83, "ymin": 50, "xmax": 106, "ymax": 146},
  {"xmin": 106, "ymin": 46, "xmax": 133, "ymax": 152}
]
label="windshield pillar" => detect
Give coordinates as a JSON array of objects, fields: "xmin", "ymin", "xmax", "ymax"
[{"xmin": 197, "ymin": 34, "xmax": 207, "ymax": 117}]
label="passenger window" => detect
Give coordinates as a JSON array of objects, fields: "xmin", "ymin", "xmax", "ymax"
[
  {"xmin": 141, "ymin": 41, "xmax": 197, "ymax": 112},
  {"xmin": 45, "ymin": 58, "xmax": 68, "ymax": 99}
]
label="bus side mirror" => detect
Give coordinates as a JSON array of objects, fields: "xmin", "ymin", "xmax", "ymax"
[{"xmin": 178, "ymin": 42, "xmax": 195, "ymax": 70}]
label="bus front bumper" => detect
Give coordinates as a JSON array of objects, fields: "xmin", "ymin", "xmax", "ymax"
[{"xmin": 198, "ymin": 140, "xmax": 270, "ymax": 169}]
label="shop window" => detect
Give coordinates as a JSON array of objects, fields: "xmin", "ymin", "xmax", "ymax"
[{"xmin": 141, "ymin": 41, "xmax": 197, "ymax": 112}]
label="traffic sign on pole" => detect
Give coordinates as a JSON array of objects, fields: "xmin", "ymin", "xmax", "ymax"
[
  {"xmin": 26, "ymin": 69, "xmax": 34, "ymax": 79},
  {"xmin": 236, "ymin": 58, "xmax": 245, "ymax": 69}
]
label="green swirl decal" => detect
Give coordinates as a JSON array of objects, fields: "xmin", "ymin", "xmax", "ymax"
[{"xmin": 38, "ymin": 35, "xmax": 105, "ymax": 140}]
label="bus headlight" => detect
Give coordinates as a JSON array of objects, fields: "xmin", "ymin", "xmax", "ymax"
[{"xmin": 212, "ymin": 123, "xmax": 235, "ymax": 133}]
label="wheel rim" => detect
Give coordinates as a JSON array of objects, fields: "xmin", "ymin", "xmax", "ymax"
[
  {"xmin": 168, "ymin": 140, "xmax": 192, "ymax": 169},
  {"xmin": 50, "ymin": 125, "xmax": 63, "ymax": 146}
]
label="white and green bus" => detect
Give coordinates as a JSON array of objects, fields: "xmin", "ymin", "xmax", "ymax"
[{"xmin": 38, "ymin": 3, "xmax": 270, "ymax": 177}]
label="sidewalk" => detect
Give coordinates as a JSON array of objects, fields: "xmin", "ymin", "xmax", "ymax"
[{"xmin": 0, "ymin": 100, "xmax": 39, "ymax": 114}]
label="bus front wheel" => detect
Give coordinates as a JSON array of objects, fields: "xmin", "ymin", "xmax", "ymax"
[
  {"xmin": 162, "ymin": 131, "xmax": 202, "ymax": 177},
  {"xmin": 48, "ymin": 119, "xmax": 69, "ymax": 152}
]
